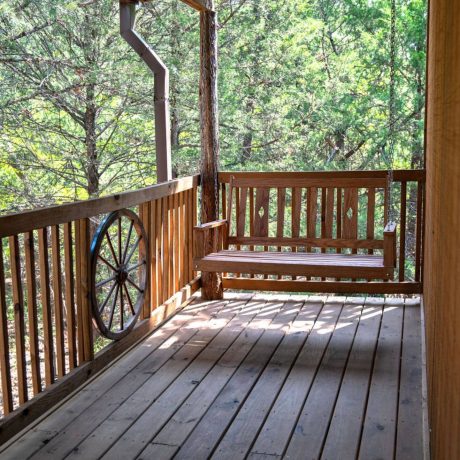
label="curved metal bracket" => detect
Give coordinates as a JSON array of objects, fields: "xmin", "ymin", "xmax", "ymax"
[{"xmin": 120, "ymin": 1, "xmax": 172, "ymax": 183}]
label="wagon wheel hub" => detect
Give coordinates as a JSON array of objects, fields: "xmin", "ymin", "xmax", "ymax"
[{"xmin": 117, "ymin": 266, "xmax": 129, "ymax": 285}]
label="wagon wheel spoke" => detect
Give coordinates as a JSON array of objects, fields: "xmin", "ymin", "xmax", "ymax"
[
  {"xmin": 122, "ymin": 220, "xmax": 134, "ymax": 264},
  {"xmin": 98, "ymin": 281, "xmax": 117, "ymax": 314},
  {"xmin": 125, "ymin": 236, "xmax": 141, "ymax": 266},
  {"xmin": 120, "ymin": 282, "xmax": 124, "ymax": 331},
  {"xmin": 126, "ymin": 275, "xmax": 143, "ymax": 293},
  {"xmin": 98, "ymin": 254, "xmax": 117, "ymax": 272},
  {"xmin": 105, "ymin": 233, "xmax": 119, "ymax": 266},
  {"xmin": 107, "ymin": 284, "xmax": 120, "ymax": 332},
  {"xmin": 118, "ymin": 217, "xmax": 123, "ymax": 266},
  {"xmin": 126, "ymin": 260, "xmax": 146, "ymax": 273},
  {"xmin": 96, "ymin": 274, "xmax": 117, "ymax": 289},
  {"xmin": 123, "ymin": 284, "xmax": 136, "ymax": 316}
]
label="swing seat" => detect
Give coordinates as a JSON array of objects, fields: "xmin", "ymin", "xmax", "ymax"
[{"xmin": 193, "ymin": 174, "xmax": 397, "ymax": 284}]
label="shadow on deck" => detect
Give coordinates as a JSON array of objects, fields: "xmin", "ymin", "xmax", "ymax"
[{"xmin": 0, "ymin": 293, "xmax": 425, "ymax": 460}]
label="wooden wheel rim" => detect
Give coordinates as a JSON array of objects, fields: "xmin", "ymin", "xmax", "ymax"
[{"xmin": 90, "ymin": 209, "xmax": 148, "ymax": 340}]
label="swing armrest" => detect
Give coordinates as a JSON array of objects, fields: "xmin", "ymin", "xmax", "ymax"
[
  {"xmin": 194, "ymin": 220, "xmax": 228, "ymax": 259},
  {"xmin": 383, "ymin": 222, "xmax": 397, "ymax": 268}
]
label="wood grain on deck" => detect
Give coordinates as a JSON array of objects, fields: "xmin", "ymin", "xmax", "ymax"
[{"xmin": 0, "ymin": 293, "xmax": 423, "ymax": 460}]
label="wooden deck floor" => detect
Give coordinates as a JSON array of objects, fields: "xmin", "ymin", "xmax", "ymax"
[{"xmin": 0, "ymin": 293, "xmax": 424, "ymax": 460}]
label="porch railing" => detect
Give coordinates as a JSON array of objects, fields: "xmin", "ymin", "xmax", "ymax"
[
  {"xmin": 0, "ymin": 169, "xmax": 424, "ymax": 443},
  {"xmin": 0, "ymin": 175, "xmax": 200, "ymax": 442}
]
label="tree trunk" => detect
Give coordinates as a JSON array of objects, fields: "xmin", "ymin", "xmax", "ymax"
[
  {"xmin": 85, "ymin": 81, "xmax": 99, "ymax": 197},
  {"xmin": 199, "ymin": 5, "xmax": 223, "ymax": 300}
]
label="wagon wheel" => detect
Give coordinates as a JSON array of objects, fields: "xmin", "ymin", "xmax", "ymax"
[{"xmin": 90, "ymin": 209, "xmax": 148, "ymax": 340}]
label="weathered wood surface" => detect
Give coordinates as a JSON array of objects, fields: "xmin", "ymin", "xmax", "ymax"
[
  {"xmin": 424, "ymin": 1, "xmax": 460, "ymax": 458},
  {"xmin": 1, "ymin": 294, "xmax": 424, "ymax": 460}
]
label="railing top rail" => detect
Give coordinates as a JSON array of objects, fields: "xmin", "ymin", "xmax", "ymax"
[
  {"xmin": 0, "ymin": 175, "xmax": 200, "ymax": 238},
  {"xmin": 218, "ymin": 169, "xmax": 426, "ymax": 183}
]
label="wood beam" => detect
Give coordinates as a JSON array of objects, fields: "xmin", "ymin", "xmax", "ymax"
[
  {"xmin": 180, "ymin": 0, "xmax": 214, "ymax": 12},
  {"xmin": 424, "ymin": 0, "xmax": 460, "ymax": 458},
  {"xmin": 120, "ymin": 0, "xmax": 214, "ymax": 12},
  {"xmin": 199, "ymin": 1, "xmax": 222, "ymax": 300}
]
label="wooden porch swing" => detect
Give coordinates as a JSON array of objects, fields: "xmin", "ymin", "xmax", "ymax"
[{"xmin": 194, "ymin": 173, "xmax": 397, "ymax": 289}]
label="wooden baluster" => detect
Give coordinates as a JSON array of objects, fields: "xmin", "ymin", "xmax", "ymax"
[
  {"xmin": 343, "ymin": 188, "xmax": 358, "ymax": 239},
  {"xmin": 367, "ymin": 188, "xmax": 376, "ymax": 255},
  {"xmin": 140, "ymin": 203, "xmax": 151, "ymax": 319},
  {"xmin": 0, "ymin": 241, "xmax": 13, "ymax": 414},
  {"xmin": 254, "ymin": 188, "xmax": 270, "ymax": 237},
  {"xmin": 292, "ymin": 187, "xmax": 301, "ymax": 280},
  {"xmin": 277, "ymin": 188, "xmax": 286, "ymax": 280},
  {"xmin": 307, "ymin": 187, "xmax": 318, "ymax": 242},
  {"xmin": 75, "ymin": 219, "xmax": 93, "ymax": 364},
  {"xmin": 249, "ymin": 187, "xmax": 254, "ymax": 278},
  {"xmin": 343, "ymin": 188, "xmax": 358, "ymax": 280},
  {"xmin": 336, "ymin": 187, "xmax": 342, "ymax": 253},
  {"xmin": 221, "ymin": 183, "xmax": 227, "ymax": 221},
  {"xmin": 192, "ymin": 185, "xmax": 197, "ymax": 279},
  {"xmin": 169, "ymin": 194, "xmax": 175, "ymax": 298},
  {"xmin": 38, "ymin": 228, "xmax": 55, "ymax": 384},
  {"xmin": 51, "ymin": 225, "xmax": 65, "ymax": 377},
  {"xmin": 24, "ymin": 231, "xmax": 41, "ymax": 395},
  {"xmin": 156, "ymin": 198, "xmax": 164, "ymax": 304},
  {"xmin": 9, "ymin": 235, "xmax": 27, "ymax": 403},
  {"xmin": 174, "ymin": 193, "xmax": 180, "ymax": 293},
  {"xmin": 325, "ymin": 188, "xmax": 334, "ymax": 240},
  {"xmin": 187, "ymin": 189, "xmax": 193, "ymax": 282},
  {"xmin": 399, "ymin": 181, "xmax": 407, "ymax": 281},
  {"xmin": 150, "ymin": 200, "xmax": 158, "ymax": 310},
  {"xmin": 235, "ymin": 188, "xmax": 241, "ymax": 278},
  {"xmin": 237, "ymin": 187, "xmax": 247, "ymax": 238},
  {"xmin": 415, "ymin": 180, "xmax": 424, "ymax": 282},
  {"xmin": 184, "ymin": 191, "xmax": 191, "ymax": 284},
  {"xmin": 162, "ymin": 196, "xmax": 169, "ymax": 303},
  {"xmin": 63, "ymin": 222, "xmax": 77, "ymax": 370},
  {"xmin": 179, "ymin": 192, "xmax": 186, "ymax": 288},
  {"xmin": 307, "ymin": 187, "xmax": 318, "ymax": 281}
]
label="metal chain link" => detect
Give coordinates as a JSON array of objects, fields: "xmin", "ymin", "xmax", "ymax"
[{"xmin": 387, "ymin": 0, "xmax": 397, "ymax": 224}]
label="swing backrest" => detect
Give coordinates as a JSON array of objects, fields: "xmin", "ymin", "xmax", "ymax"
[{"xmin": 226, "ymin": 173, "xmax": 389, "ymax": 253}]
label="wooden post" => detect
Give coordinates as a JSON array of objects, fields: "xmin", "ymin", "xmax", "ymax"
[
  {"xmin": 199, "ymin": 1, "xmax": 223, "ymax": 300},
  {"xmin": 424, "ymin": 1, "xmax": 460, "ymax": 458}
]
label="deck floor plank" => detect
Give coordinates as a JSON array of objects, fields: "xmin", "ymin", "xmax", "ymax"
[
  {"xmin": 358, "ymin": 299, "xmax": 405, "ymax": 460},
  {"xmin": 320, "ymin": 299, "xmax": 384, "ymax": 460},
  {"xmin": 283, "ymin": 299, "xmax": 364, "ymax": 460},
  {"xmin": 0, "ymin": 294, "xmax": 424, "ymax": 460},
  {"xmin": 395, "ymin": 301, "xmax": 424, "ymax": 460}
]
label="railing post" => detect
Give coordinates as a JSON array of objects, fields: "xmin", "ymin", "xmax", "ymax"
[{"xmin": 199, "ymin": 1, "xmax": 223, "ymax": 300}]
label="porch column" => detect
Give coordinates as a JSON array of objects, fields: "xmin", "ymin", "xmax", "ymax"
[
  {"xmin": 424, "ymin": 1, "xmax": 460, "ymax": 458},
  {"xmin": 199, "ymin": 1, "xmax": 223, "ymax": 300}
]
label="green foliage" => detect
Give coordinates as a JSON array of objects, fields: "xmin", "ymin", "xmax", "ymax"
[{"xmin": 0, "ymin": 0, "xmax": 426, "ymax": 214}]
